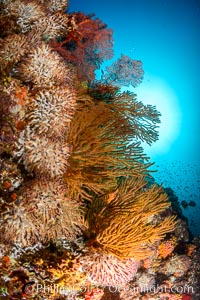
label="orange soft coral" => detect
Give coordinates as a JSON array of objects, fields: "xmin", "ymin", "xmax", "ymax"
[{"xmin": 158, "ymin": 240, "xmax": 176, "ymax": 259}]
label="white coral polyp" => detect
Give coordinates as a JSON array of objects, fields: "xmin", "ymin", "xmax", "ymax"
[
  {"xmin": 15, "ymin": 127, "xmax": 71, "ymax": 177},
  {"xmin": 1, "ymin": 204, "xmax": 39, "ymax": 247},
  {"xmin": 40, "ymin": 0, "xmax": 69, "ymax": 12},
  {"xmin": 31, "ymin": 12, "xmax": 69, "ymax": 41},
  {"xmin": 4, "ymin": 0, "xmax": 46, "ymax": 33},
  {"xmin": 1, "ymin": 179, "xmax": 83, "ymax": 246},
  {"xmin": 19, "ymin": 43, "xmax": 72, "ymax": 87},
  {"xmin": 80, "ymin": 252, "xmax": 140, "ymax": 287},
  {"xmin": 21, "ymin": 179, "xmax": 84, "ymax": 240},
  {"xmin": 136, "ymin": 273, "xmax": 156, "ymax": 292},
  {"xmin": 0, "ymin": 34, "xmax": 29, "ymax": 67},
  {"xmin": 27, "ymin": 88, "xmax": 76, "ymax": 137}
]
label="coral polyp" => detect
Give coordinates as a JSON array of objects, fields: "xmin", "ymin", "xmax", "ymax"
[
  {"xmin": 31, "ymin": 12, "xmax": 70, "ymax": 41},
  {"xmin": 18, "ymin": 43, "xmax": 73, "ymax": 87},
  {"xmin": 40, "ymin": 0, "xmax": 69, "ymax": 12},
  {"xmin": 15, "ymin": 128, "xmax": 71, "ymax": 177},
  {"xmin": 1, "ymin": 0, "xmax": 78, "ymax": 249},
  {"xmin": 2, "ymin": 0, "xmax": 46, "ymax": 33},
  {"xmin": 0, "ymin": 34, "xmax": 30, "ymax": 70},
  {"xmin": 1, "ymin": 203, "xmax": 39, "ymax": 247},
  {"xmin": 26, "ymin": 88, "xmax": 76, "ymax": 137},
  {"xmin": 80, "ymin": 251, "xmax": 140, "ymax": 287},
  {"xmin": 0, "ymin": 0, "xmax": 197, "ymax": 299},
  {"xmin": 1, "ymin": 179, "xmax": 84, "ymax": 247}
]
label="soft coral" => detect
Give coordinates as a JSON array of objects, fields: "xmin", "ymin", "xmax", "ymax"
[
  {"xmin": 182, "ymin": 294, "xmax": 192, "ymax": 300},
  {"xmin": 51, "ymin": 12, "xmax": 113, "ymax": 82}
]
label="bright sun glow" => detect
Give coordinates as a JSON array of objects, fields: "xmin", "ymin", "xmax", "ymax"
[{"xmin": 130, "ymin": 75, "xmax": 182, "ymax": 158}]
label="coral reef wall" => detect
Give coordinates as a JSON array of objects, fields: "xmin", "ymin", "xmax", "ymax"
[
  {"xmin": 0, "ymin": 0, "xmax": 84, "ymax": 247},
  {"xmin": 0, "ymin": 1, "xmax": 199, "ymax": 300}
]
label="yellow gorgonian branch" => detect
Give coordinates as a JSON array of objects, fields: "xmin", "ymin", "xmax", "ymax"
[
  {"xmin": 97, "ymin": 213, "xmax": 176, "ymax": 260},
  {"xmin": 88, "ymin": 83, "xmax": 161, "ymax": 145},
  {"xmin": 65, "ymin": 102, "xmax": 153, "ymax": 201},
  {"xmin": 85, "ymin": 176, "xmax": 177, "ymax": 260}
]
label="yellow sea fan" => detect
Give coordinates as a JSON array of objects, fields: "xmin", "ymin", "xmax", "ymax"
[
  {"xmin": 86, "ymin": 177, "xmax": 177, "ymax": 260},
  {"xmin": 113, "ymin": 91, "xmax": 161, "ymax": 145},
  {"xmin": 65, "ymin": 102, "xmax": 152, "ymax": 201},
  {"xmin": 97, "ymin": 213, "xmax": 176, "ymax": 260}
]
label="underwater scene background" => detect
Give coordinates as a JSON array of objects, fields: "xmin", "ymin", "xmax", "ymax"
[
  {"xmin": 69, "ymin": 0, "xmax": 200, "ymax": 236},
  {"xmin": 0, "ymin": 0, "xmax": 200, "ymax": 299}
]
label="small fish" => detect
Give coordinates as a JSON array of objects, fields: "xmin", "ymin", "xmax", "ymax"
[
  {"xmin": 181, "ymin": 200, "xmax": 188, "ymax": 209},
  {"xmin": 188, "ymin": 200, "xmax": 196, "ymax": 207}
]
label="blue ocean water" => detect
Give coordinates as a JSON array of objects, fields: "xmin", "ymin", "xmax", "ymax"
[{"xmin": 69, "ymin": 0, "xmax": 200, "ymax": 235}]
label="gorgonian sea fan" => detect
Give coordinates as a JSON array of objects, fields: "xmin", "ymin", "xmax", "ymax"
[
  {"xmin": 50, "ymin": 12, "xmax": 113, "ymax": 81},
  {"xmin": 102, "ymin": 54, "xmax": 144, "ymax": 88},
  {"xmin": 85, "ymin": 177, "xmax": 177, "ymax": 261}
]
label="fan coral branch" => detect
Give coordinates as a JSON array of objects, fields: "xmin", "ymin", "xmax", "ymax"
[
  {"xmin": 97, "ymin": 214, "xmax": 176, "ymax": 259},
  {"xmin": 114, "ymin": 91, "xmax": 161, "ymax": 145},
  {"xmin": 88, "ymin": 83, "xmax": 161, "ymax": 145},
  {"xmin": 102, "ymin": 54, "xmax": 144, "ymax": 87},
  {"xmin": 51, "ymin": 12, "xmax": 113, "ymax": 81},
  {"xmin": 86, "ymin": 177, "xmax": 177, "ymax": 260},
  {"xmin": 65, "ymin": 102, "xmax": 152, "ymax": 201}
]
